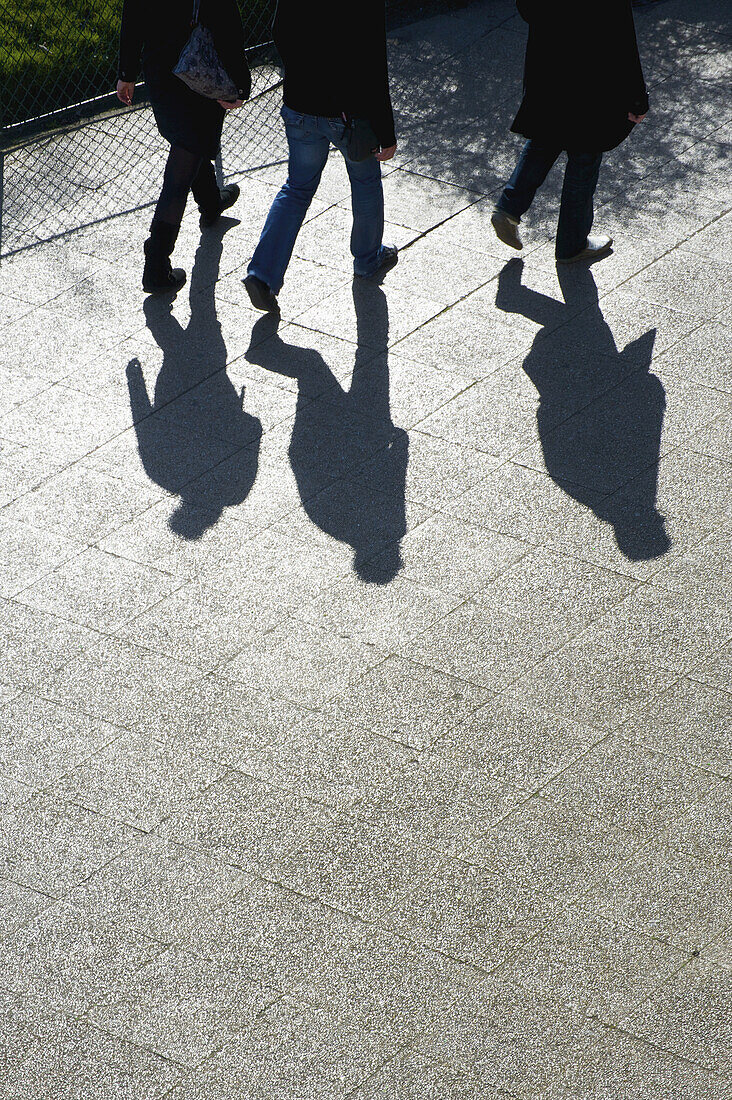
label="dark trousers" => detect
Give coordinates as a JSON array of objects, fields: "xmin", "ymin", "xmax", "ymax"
[
  {"xmin": 153, "ymin": 146, "xmax": 220, "ymax": 230},
  {"xmin": 497, "ymin": 140, "xmax": 603, "ymax": 260}
]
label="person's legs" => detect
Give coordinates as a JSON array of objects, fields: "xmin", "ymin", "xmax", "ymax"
[
  {"xmin": 329, "ymin": 121, "xmax": 385, "ymax": 276},
  {"xmin": 497, "ymin": 140, "xmax": 561, "ymax": 220},
  {"xmin": 555, "ymin": 150, "xmax": 603, "ymax": 260},
  {"xmin": 247, "ymin": 108, "xmax": 330, "ymax": 294},
  {"xmin": 144, "ymin": 143, "xmax": 202, "ymax": 292},
  {"xmin": 154, "ymin": 144, "xmax": 202, "ymax": 228},
  {"xmin": 191, "ymin": 159, "xmax": 241, "ymax": 227},
  {"xmin": 190, "ymin": 159, "xmax": 220, "ymax": 214}
]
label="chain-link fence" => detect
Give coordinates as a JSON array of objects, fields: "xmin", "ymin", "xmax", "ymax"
[
  {"xmin": 0, "ymin": 0, "xmax": 284, "ymax": 255},
  {"xmin": 0, "ymin": 0, "xmax": 477, "ymax": 256}
]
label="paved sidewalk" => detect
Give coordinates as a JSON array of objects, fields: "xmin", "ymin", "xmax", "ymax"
[{"xmin": 0, "ymin": 1, "xmax": 730, "ymax": 1097}]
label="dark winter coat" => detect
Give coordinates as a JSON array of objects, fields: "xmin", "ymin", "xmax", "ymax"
[
  {"xmin": 272, "ymin": 0, "xmax": 396, "ymax": 149},
  {"xmin": 119, "ymin": 0, "xmax": 251, "ymax": 159},
  {"xmin": 511, "ymin": 0, "xmax": 649, "ymax": 153}
]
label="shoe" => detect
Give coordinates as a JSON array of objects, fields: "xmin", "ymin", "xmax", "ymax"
[
  {"xmin": 199, "ymin": 184, "xmax": 240, "ymax": 228},
  {"xmin": 243, "ymin": 274, "xmax": 279, "ymax": 313},
  {"xmin": 556, "ymin": 234, "xmax": 613, "ymax": 264},
  {"xmin": 142, "ymin": 220, "xmax": 186, "ymax": 294},
  {"xmin": 491, "ymin": 207, "xmax": 523, "ymax": 250},
  {"xmin": 356, "ymin": 243, "xmax": 399, "ymax": 279}
]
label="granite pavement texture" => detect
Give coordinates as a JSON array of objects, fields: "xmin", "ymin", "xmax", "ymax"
[{"xmin": 0, "ymin": 0, "xmax": 731, "ymax": 1096}]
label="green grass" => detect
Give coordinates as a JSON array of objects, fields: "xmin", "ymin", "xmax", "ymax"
[{"xmin": 1, "ymin": 0, "xmax": 273, "ymax": 129}]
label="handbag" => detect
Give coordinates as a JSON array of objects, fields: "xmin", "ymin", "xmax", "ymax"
[
  {"xmin": 173, "ymin": 0, "xmax": 240, "ymax": 102},
  {"xmin": 343, "ymin": 116, "xmax": 379, "ymax": 162}
]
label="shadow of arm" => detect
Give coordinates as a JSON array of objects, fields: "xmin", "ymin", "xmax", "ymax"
[
  {"xmin": 495, "ymin": 259, "xmax": 564, "ymax": 329},
  {"xmin": 126, "ymin": 358, "xmax": 154, "ymax": 422}
]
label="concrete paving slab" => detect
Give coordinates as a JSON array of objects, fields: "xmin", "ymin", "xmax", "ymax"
[
  {"xmin": 466, "ymin": 794, "xmax": 642, "ymax": 901},
  {"xmin": 0, "ymin": 693, "xmax": 118, "ymax": 789},
  {"xmin": 87, "ymin": 946, "xmax": 277, "ymax": 1066},
  {"xmin": 0, "ymin": 1015, "xmax": 180, "ymax": 1099},
  {"xmin": 218, "ymin": 617, "xmax": 388, "ymax": 709},
  {"xmin": 620, "ymin": 957, "xmax": 731, "ymax": 1076},
  {"xmin": 496, "ymin": 902, "xmax": 689, "ymax": 1024},
  {"xmin": 539, "ymin": 734, "xmax": 728, "ymax": 843},
  {"xmin": 286, "ymin": 921, "xmax": 486, "ymax": 1035},
  {"xmin": 15, "ymin": 545, "xmax": 182, "ymax": 632},
  {"xmin": 0, "ymin": 440, "xmax": 71, "ymax": 509},
  {"xmin": 0, "ymin": 516, "xmax": 84, "ymax": 598},
  {"xmin": 586, "ymin": 840, "xmax": 732, "ymax": 951},
  {"xmin": 620, "ymin": 676, "xmax": 732, "ymax": 775},
  {"xmin": 245, "ymin": 720, "xmax": 414, "ymax": 814},
  {"xmin": 689, "ymin": 640, "xmax": 732, "ymax": 695},
  {"xmin": 1, "ymin": 0, "xmax": 731, "ymax": 1095},
  {"xmin": 166, "ymin": 999, "xmax": 395, "ymax": 1100},
  {"xmin": 0, "ymin": 793, "xmax": 139, "ymax": 898},
  {"xmin": 4, "ymin": 461, "xmax": 164, "ymax": 544},
  {"xmin": 350, "ymin": 1052, "xmax": 520, "ymax": 1100},
  {"xmin": 534, "ymin": 1017, "xmax": 732, "ymax": 1100}
]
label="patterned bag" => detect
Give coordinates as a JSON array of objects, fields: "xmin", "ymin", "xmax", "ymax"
[{"xmin": 173, "ymin": 0, "xmax": 239, "ymax": 101}]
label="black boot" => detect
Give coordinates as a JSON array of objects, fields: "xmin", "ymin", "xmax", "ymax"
[
  {"xmin": 199, "ymin": 184, "xmax": 241, "ymax": 228},
  {"xmin": 142, "ymin": 220, "xmax": 186, "ymax": 294}
]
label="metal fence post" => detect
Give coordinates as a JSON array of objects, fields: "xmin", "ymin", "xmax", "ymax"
[{"xmin": 214, "ymin": 150, "xmax": 224, "ymax": 189}]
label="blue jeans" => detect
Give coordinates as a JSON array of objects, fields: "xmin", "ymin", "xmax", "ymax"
[
  {"xmin": 497, "ymin": 140, "xmax": 603, "ymax": 260},
  {"xmin": 248, "ymin": 106, "xmax": 385, "ymax": 292}
]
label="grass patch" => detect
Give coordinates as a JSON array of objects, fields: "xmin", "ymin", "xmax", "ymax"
[{"xmin": 1, "ymin": 0, "xmax": 273, "ymax": 128}]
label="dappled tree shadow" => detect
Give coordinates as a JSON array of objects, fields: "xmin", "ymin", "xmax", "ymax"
[{"xmin": 388, "ymin": 0, "xmax": 731, "ymax": 224}]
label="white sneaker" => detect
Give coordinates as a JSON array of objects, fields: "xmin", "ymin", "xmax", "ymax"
[{"xmin": 556, "ymin": 234, "xmax": 613, "ymax": 264}]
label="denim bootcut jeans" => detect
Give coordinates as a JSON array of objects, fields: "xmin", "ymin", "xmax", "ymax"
[{"xmin": 248, "ymin": 105, "xmax": 386, "ymax": 293}]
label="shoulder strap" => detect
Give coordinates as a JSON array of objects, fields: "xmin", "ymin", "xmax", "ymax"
[{"xmin": 192, "ymin": 0, "xmax": 201, "ymax": 26}]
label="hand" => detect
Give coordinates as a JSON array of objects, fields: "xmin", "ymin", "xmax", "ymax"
[
  {"xmin": 376, "ymin": 143, "xmax": 397, "ymax": 162},
  {"xmin": 628, "ymin": 111, "xmax": 647, "ymax": 123},
  {"xmin": 116, "ymin": 80, "xmax": 135, "ymax": 106},
  {"xmin": 218, "ymin": 98, "xmax": 244, "ymax": 110}
]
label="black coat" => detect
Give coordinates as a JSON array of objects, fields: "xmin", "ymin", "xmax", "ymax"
[
  {"xmin": 273, "ymin": 0, "xmax": 396, "ymax": 148},
  {"xmin": 511, "ymin": 0, "xmax": 649, "ymax": 152},
  {"xmin": 119, "ymin": 0, "xmax": 251, "ymax": 159}
]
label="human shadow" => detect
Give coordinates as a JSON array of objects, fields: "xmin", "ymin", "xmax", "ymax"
[
  {"xmin": 126, "ymin": 220, "xmax": 261, "ymax": 539},
  {"xmin": 496, "ymin": 259, "xmax": 670, "ymax": 560},
  {"xmin": 245, "ymin": 281, "xmax": 408, "ymax": 582}
]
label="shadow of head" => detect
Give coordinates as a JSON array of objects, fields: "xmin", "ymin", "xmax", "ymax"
[
  {"xmin": 354, "ymin": 541, "xmax": 404, "ymax": 585},
  {"xmin": 609, "ymin": 504, "xmax": 671, "ymax": 561},
  {"xmin": 167, "ymin": 498, "xmax": 216, "ymax": 541}
]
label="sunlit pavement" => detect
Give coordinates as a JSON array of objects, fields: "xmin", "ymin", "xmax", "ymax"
[{"xmin": 0, "ymin": 1, "xmax": 730, "ymax": 1096}]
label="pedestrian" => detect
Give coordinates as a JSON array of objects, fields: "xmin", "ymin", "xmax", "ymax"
[
  {"xmin": 117, "ymin": 0, "xmax": 251, "ymax": 293},
  {"xmin": 491, "ymin": 0, "xmax": 649, "ymax": 263},
  {"xmin": 243, "ymin": 0, "xmax": 398, "ymax": 313}
]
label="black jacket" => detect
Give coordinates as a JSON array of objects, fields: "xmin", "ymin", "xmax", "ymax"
[
  {"xmin": 119, "ymin": 0, "xmax": 251, "ymax": 100},
  {"xmin": 273, "ymin": 0, "xmax": 396, "ymax": 148},
  {"xmin": 511, "ymin": 0, "xmax": 649, "ymax": 152}
]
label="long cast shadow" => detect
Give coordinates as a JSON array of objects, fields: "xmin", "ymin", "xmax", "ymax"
[
  {"xmin": 496, "ymin": 259, "xmax": 670, "ymax": 560},
  {"xmin": 245, "ymin": 281, "xmax": 409, "ymax": 582},
  {"xmin": 127, "ymin": 219, "xmax": 261, "ymax": 539}
]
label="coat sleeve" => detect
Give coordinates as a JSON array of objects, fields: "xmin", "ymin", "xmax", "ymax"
[
  {"xmin": 366, "ymin": 4, "xmax": 396, "ymax": 147},
  {"xmin": 205, "ymin": 0, "xmax": 252, "ymax": 100},
  {"xmin": 624, "ymin": 4, "xmax": 650, "ymax": 114},
  {"xmin": 118, "ymin": 0, "xmax": 145, "ymax": 82}
]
